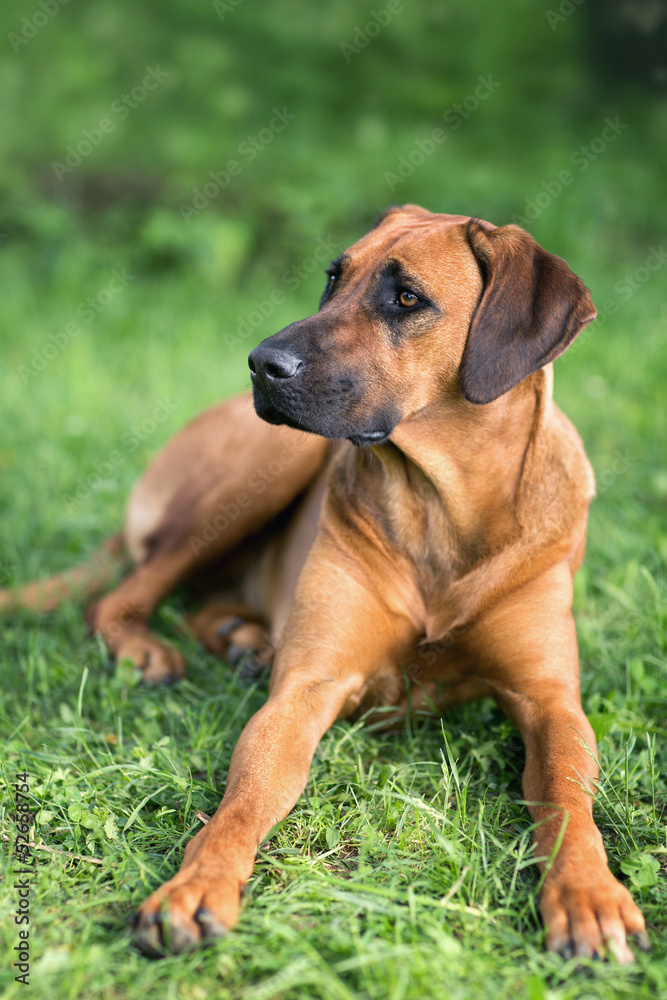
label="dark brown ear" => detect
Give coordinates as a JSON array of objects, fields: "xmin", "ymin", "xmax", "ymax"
[{"xmin": 460, "ymin": 220, "xmax": 597, "ymax": 404}]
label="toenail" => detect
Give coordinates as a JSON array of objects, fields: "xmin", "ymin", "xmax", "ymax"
[
  {"xmin": 218, "ymin": 617, "xmax": 245, "ymax": 637},
  {"xmin": 195, "ymin": 907, "xmax": 228, "ymax": 939},
  {"xmin": 635, "ymin": 932, "xmax": 651, "ymax": 952}
]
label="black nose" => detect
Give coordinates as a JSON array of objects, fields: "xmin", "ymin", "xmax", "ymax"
[{"xmin": 248, "ymin": 345, "xmax": 303, "ymax": 381}]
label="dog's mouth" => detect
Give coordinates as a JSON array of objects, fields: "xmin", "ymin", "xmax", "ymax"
[
  {"xmin": 347, "ymin": 429, "xmax": 391, "ymax": 447},
  {"xmin": 253, "ymin": 395, "xmax": 392, "ymax": 447},
  {"xmin": 253, "ymin": 399, "xmax": 311, "ymax": 433}
]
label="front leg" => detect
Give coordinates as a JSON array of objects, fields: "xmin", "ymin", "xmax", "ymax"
[
  {"xmin": 462, "ymin": 563, "xmax": 648, "ymax": 963},
  {"xmin": 132, "ymin": 537, "xmax": 415, "ymax": 955}
]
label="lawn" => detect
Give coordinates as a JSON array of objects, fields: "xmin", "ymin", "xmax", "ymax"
[{"xmin": 1, "ymin": 1, "xmax": 666, "ymax": 997}]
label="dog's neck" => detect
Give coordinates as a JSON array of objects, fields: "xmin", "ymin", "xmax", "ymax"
[
  {"xmin": 370, "ymin": 367, "xmax": 552, "ymax": 555},
  {"xmin": 328, "ymin": 366, "xmax": 555, "ymax": 632}
]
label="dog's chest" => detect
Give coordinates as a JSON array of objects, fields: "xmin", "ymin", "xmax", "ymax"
[{"xmin": 376, "ymin": 472, "xmax": 467, "ymax": 603}]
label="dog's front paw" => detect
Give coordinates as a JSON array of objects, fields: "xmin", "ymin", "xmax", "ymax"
[
  {"xmin": 116, "ymin": 633, "xmax": 186, "ymax": 685},
  {"xmin": 131, "ymin": 863, "xmax": 244, "ymax": 957},
  {"xmin": 540, "ymin": 869, "xmax": 649, "ymax": 964}
]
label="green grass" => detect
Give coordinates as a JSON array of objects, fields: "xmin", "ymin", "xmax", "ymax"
[
  {"xmin": 0, "ymin": 234, "xmax": 665, "ymax": 1000},
  {"xmin": 1, "ymin": 0, "xmax": 666, "ymax": 996}
]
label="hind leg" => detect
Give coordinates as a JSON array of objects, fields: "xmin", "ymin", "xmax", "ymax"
[
  {"xmin": 88, "ymin": 392, "xmax": 330, "ymax": 683},
  {"xmin": 186, "ymin": 600, "xmax": 273, "ymax": 681},
  {"xmin": 87, "ymin": 552, "xmax": 193, "ymax": 684}
]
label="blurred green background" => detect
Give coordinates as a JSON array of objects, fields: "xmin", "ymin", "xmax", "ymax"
[
  {"xmin": 1, "ymin": 3, "xmax": 667, "ymax": 997},
  {"xmin": 1, "ymin": 0, "xmax": 666, "ymax": 570}
]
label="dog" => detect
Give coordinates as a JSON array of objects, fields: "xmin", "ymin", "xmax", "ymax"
[{"xmin": 2, "ymin": 205, "xmax": 649, "ymax": 962}]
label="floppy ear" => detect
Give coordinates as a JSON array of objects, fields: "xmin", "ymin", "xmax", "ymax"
[{"xmin": 460, "ymin": 220, "xmax": 597, "ymax": 404}]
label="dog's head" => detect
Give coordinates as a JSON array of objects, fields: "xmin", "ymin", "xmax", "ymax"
[{"xmin": 248, "ymin": 205, "xmax": 596, "ymax": 445}]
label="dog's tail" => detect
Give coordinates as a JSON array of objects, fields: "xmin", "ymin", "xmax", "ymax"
[{"xmin": 0, "ymin": 533, "xmax": 128, "ymax": 613}]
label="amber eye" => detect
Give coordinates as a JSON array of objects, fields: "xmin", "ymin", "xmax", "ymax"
[{"xmin": 398, "ymin": 290, "xmax": 418, "ymax": 308}]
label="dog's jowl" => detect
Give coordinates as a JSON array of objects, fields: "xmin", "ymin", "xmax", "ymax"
[{"xmin": 3, "ymin": 205, "xmax": 649, "ymax": 962}]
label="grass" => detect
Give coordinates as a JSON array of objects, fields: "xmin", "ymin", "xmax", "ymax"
[
  {"xmin": 0, "ymin": 231, "xmax": 665, "ymax": 1000},
  {"xmin": 1, "ymin": 0, "xmax": 666, "ymax": 995}
]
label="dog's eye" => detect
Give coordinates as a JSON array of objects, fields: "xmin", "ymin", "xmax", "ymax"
[
  {"xmin": 319, "ymin": 270, "xmax": 338, "ymax": 309},
  {"xmin": 398, "ymin": 290, "xmax": 419, "ymax": 308}
]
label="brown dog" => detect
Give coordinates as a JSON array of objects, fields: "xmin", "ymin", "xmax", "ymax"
[{"xmin": 3, "ymin": 205, "xmax": 649, "ymax": 962}]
